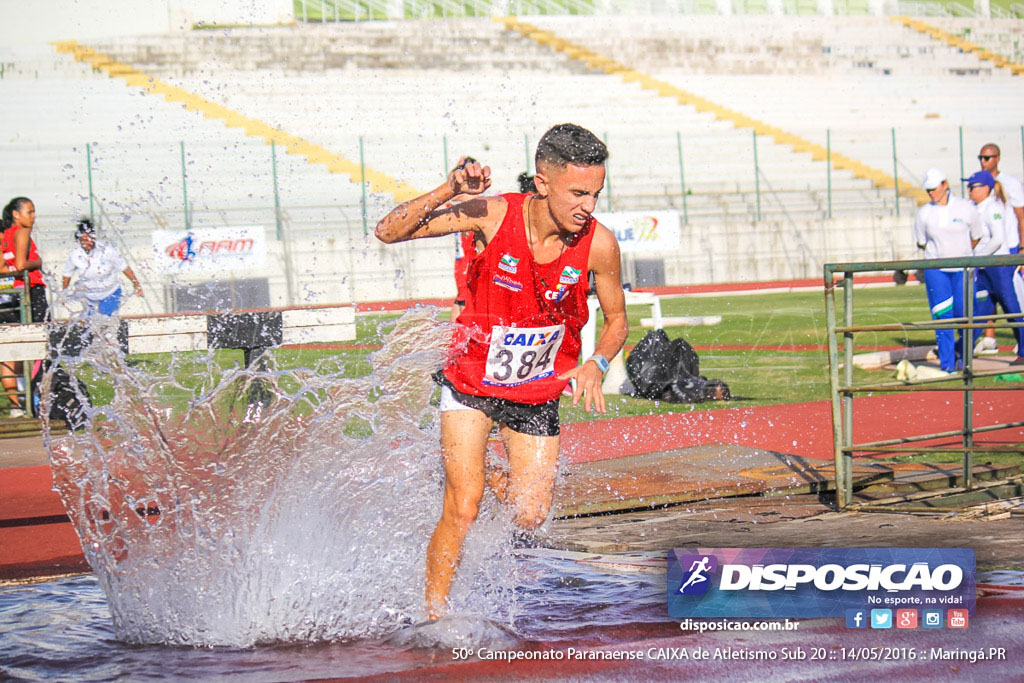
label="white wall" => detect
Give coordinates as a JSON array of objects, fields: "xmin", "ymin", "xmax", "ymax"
[{"xmin": 1, "ymin": 0, "xmax": 293, "ymax": 43}]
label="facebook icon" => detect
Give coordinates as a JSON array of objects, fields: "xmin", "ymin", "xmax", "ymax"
[{"xmin": 846, "ymin": 609, "xmax": 867, "ymax": 629}]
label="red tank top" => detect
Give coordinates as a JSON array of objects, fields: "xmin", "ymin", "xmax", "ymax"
[
  {"xmin": 1, "ymin": 226, "xmax": 44, "ymax": 288},
  {"xmin": 444, "ymin": 193, "xmax": 595, "ymax": 404},
  {"xmin": 453, "ymin": 231, "xmax": 476, "ymax": 301}
]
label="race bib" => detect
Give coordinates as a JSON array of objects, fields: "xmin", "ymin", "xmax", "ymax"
[{"xmin": 483, "ymin": 324, "xmax": 565, "ymax": 387}]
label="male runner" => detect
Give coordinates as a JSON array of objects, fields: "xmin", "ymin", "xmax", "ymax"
[{"xmin": 375, "ymin": 123, "xmax": 628, "ymax": 618}]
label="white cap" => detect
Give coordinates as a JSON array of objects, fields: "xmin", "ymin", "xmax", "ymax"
[{"xmin": 922, "ymin": 168, "xmax": 947, "ymax": 190}]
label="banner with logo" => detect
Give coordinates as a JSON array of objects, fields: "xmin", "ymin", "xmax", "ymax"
[
  {"xmin": 593, "ymin": 211, "xmax": 680, "ymax": 253},
  {"xmin": 668, "ymin": 548, "xmax": 976, "ymax": 619},
  {"xmin": 152, "ymin": 226, "xmax": 267, "ymax": 274}
]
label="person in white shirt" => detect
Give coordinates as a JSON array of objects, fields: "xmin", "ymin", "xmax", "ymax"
[
  {"xmin": 978, "ymin": 143, "xmax": 1024, "ymax": 250},
  {"xmin": 61, "ymin": 219, "xmax": 143, "ymax": 316},
  {"xmin": 963, "ymin": 171, "xmax": 1024, "ymax": 365},
  {"xmin": 913, "ymin": 168, "xmax": 985, "ymax": 372}
]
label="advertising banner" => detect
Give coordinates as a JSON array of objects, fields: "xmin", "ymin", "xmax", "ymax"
[
  {"xmin": 593, "ymin": 211, "xmax": 680, "ymax": 253},
  {"xmin": 152, "ymin": 226, "xmax": 267, "ymax": 274}
]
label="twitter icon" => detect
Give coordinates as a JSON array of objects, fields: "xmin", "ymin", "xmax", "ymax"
[{"xmin": 870, "ymin": 609, "xmax": 892, "ymax": 629}]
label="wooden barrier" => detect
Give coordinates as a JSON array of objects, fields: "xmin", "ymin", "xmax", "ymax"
[
  {"xmin": 0, "ymin": 305, "xmax": 357, "ymax": 361},
  {"xmin": 0, "ymin": 305, "xmax": 357, "ymax": 417}
]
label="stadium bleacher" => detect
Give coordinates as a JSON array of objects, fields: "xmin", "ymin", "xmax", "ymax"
[{"xmin": 2, "ymin": 12, "xmax": 1023, "ymax": 309}]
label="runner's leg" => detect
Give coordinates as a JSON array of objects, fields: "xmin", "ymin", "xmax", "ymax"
[
  {"xmin": 1, "ymin": 361, "xmax": 22, "ymax": 408},
  {"xmin": 501, "ymin": 428, "xmax": 560, "ymax": 529},
  {"xmin": 426, "ymin": 408, "xmax": 493, "ymax": 618}
]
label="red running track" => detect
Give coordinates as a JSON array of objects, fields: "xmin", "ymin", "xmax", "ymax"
[
  {"xmin": 2, "ymin": 391, "xmax": 1022, "ymax": 580},
  {"xmin": 562, "ymin": 390, "xmax": 1024, "ymax": 465}
]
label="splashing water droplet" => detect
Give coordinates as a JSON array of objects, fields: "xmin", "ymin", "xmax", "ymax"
[{"xmin": 43, "ymin": 309, "xmax": 517, "ymax": 647}]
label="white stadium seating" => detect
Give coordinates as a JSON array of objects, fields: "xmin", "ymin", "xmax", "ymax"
[{"xmin": 1, "ymin": 15, "xmax": 1022, "ymax": 309}]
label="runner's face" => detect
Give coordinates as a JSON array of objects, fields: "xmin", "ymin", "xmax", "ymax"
[
  {"xmin": 537, "ymin": 163, "xmax": 605, "ymax": 232},
  {"xmin": 13, "ymin": 202, "xmax": 35, "ymax": 229}
]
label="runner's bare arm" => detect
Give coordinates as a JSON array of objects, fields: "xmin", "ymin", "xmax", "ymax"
[
  {"xmin": 374, "ymin": 160, "xmax": 495, "ymax": 244},
  {"xmin": 559, "ymin": 224, "xmax": 628, "ymax": 414}
]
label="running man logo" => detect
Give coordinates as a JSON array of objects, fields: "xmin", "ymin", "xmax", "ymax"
[
  {"xmin": 676, "ymin": 554, "xmax": 718, "ymax": 595},
  {"xmin": 165, "ymin": 233, "xmax": 197, "ymax": 263}
]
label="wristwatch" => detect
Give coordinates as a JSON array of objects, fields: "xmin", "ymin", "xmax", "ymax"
[{"xmin": 587, "ymin": 354, "xmax": 610, "ymax": 374}]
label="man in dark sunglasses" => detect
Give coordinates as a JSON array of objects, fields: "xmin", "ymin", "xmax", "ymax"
[{"xmin": 978, "ymin": 144, "xmax": 1024, "ymax": 250}]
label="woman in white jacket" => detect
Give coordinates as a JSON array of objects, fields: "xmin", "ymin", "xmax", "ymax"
[
  {"xmin": 965, "ymin": 171, "xmax": 1024, "ymax": 365},
  {"xmin": 61, "ymin": 219, "xmax": 143, "ymax": 316}
]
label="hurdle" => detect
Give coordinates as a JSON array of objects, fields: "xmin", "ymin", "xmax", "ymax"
[
  {"xmin": 580, "ymin": 291, "xmax": 664, "ymax": 362},
  {"xmin": 0, "ymin": 304, "xmax": 357, "ymax": 418}
]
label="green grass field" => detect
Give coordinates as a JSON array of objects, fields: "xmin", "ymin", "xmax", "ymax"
[
  {"xmin": 35, "ymin": 283, "xmax": 1021, "ymax": 426},
  {"xmin": 15, "ymin": 284, "xmax": 1021, "ymax": 469}
]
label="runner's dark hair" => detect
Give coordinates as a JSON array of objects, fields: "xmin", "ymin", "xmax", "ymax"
[
  {"xmin": 535, "ymin": 124, "xmax": 608, "ymax": 169},
  {"xmin": 2, "ymin": 197, "xmax": 32, "ymax": 230}
]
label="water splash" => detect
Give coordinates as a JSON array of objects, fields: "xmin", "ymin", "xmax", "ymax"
[{"xmin": 41, "ymin": 308, "xmax": 518, "ymax": 647}]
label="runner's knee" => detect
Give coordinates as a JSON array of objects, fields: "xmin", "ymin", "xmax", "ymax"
[
  {"xmin": 513, "ymin": 501, "xmax": 550, "ymax": 529},
  {"xmin": 445, "ymin": 488, "xmax": 483, "ymax": 529}
]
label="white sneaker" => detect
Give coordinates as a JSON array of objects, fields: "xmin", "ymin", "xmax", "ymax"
[
  {"xmin": 974, "ymin": 336, "xmax": 999, "ymax": 355},
  {"xmin": 9, "ymin": 408, "xmax": 25, "ymax": 418}
]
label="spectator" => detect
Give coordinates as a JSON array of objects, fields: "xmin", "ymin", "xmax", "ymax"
[
  {"xmin": 913, "ymin": 169, "xmax": 985, "ymax": 373},
  {"xmin": 61, "ymin": 218, "xmax": 143, "ymax": 316},
  {"xmin": 0, "ymin": 197, "xmax": 48, "ymax": 416},
  {"xmin": 978, "ymin": 143, "xmax": 1024, "ymax": 250},
  {"xmin": 963, "ymin": 171, "xmax": 1024, "ymax": 366}
]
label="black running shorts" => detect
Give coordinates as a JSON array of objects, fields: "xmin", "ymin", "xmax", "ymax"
[{"xmin": 433, "ymin": 370, "xmax": 560, "ymax": 437}]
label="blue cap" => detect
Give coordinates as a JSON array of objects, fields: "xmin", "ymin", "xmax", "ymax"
[{"xmin": 963, "ymin": 170, "xmax": 995, "ymax": 189}]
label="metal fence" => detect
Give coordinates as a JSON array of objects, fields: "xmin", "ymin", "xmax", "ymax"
[
  {"xmin": 292, "ymin": 0, "xmax": 1024, "ymax": 19},
  {"xmin": 825, "ymin": 254, "xmax": 1024, "ymax": 508},
  {"xmin": 48, "ymin": 124, "xmax": 1024, "ymax": 234}
]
